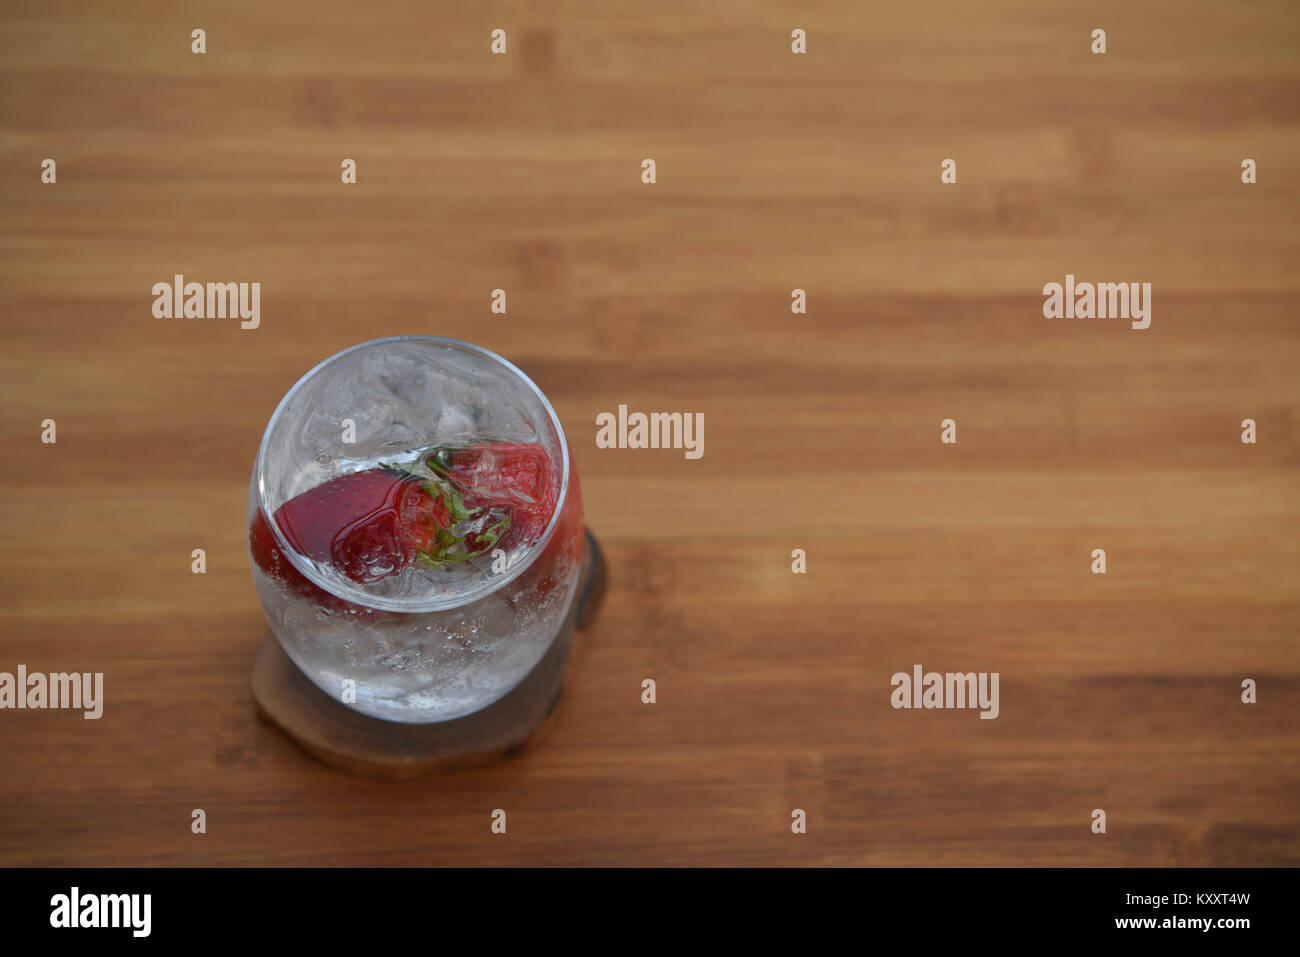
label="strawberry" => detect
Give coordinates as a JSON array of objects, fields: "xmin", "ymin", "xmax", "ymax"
[
  {"xmin": 249, "ymin": 508, "xmax": 310, "ymax": 597},
  {"xmin": 250, "ymin": 442, "xmax": 565, "ymax": 609},
  {"xmin": 510, "ymin": 445, "xmax": 585, "ymax": 605},
  {"xmin": 250, "ymin": 468, "xmax": 459, "ymax": 607},
  {"xmin": 421, "ymin": 442, "xmax": 558, "ymax": 546},
  {"xmin": 429, "ymin": 441, "xmax": 582, "ymax": 607},
  {"xmin": 271, "ymin": 469, "xmax": 411, "ymax": 584},
  {"xmin": 249, "ymin": 507, "xmax": 368, "ymax": 616}
]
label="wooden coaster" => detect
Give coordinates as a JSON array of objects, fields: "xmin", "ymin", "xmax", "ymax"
[{"xmin": 252, "ymin": 530, "xmax": 608, "ymax": 778}]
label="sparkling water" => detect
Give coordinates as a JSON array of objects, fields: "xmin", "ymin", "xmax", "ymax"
[{"xmin": 248, "ymin": 338, "xmax": 583, "ymax": 723}]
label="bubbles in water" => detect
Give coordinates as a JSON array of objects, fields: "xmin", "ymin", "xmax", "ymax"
[{"xmin": 251, "ymin": 337, "xmax": 579, "ymax": 723}]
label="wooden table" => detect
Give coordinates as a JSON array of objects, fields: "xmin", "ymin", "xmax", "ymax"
[{"xmin": 1, "ymin": 0, "xmax": 1296, "ymax": 866}]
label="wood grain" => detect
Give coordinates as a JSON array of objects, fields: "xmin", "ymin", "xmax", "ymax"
[{"xmin": 0, "ymin": 0, "xmax": 1297, "ymax": 866}]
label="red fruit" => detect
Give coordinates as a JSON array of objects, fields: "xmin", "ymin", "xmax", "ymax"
[
  {"xmin": 436, "ymin": 442, "xmax": 558, "ymax": 544},
  {"xmin": 396, "ymin": 480, "xmax": 453, "ymax": 557},
  {"xmin": 249, "ymin": 507, "xmax": 301, "ymax": 593},
  {"xmin": 250, "ymin": 442, "xmax": 564, "ymax": 609},
  {"xmin": 513, "ymin": 444, "xmax": 584, "ymax": 604},
  {"xmin": 273, "ymin": 469, "xmax": 415, "ymax": 585},
  {"xmin": 249, "ymin": 508, "xmax": 361, "ymax": 615}
]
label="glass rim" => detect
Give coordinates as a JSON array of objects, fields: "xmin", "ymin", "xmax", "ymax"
[{"xmin": 252, "ymin": 335, "xmax": 571, "ymax": 613}]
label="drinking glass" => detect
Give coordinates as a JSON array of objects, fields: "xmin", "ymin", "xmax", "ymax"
[{"xmin": 247, "ymin": 336, "xmax": 584, "ymax": 723}]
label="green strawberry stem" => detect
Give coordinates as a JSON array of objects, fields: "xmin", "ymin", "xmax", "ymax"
[{"xmin": 384, "ymin": 444, "xmax": 514, "ymax": 570}]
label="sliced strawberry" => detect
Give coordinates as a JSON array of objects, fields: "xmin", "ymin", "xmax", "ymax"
[
  {"xmin": 249, "ymin": 508, "xmax": 305, "ymax": 594},
  {"xmin": 273, "ymin": 469, "xmax": 413, "ymax": 584},
  {"xmin": 512, "ymin": 446, "xmax": 584, "ymax": 604},
  {"xmin": 253, "ymin": 467, "xmax": 465, "ymax": 594},
  {"xmin": 249, "ymin": 508, "xmax": 364, "ymax": 615},
  {"xmin": 436, "ymin": 442, "xmax": 553, "ymax": 506},
  {"xmin": 396, "ymin": 469, "xmax": 506, "ymax": 568},
  {"xmin": 396, "ymin": 479, "xmax": 454, "ymax": 557},
  {"xmin": 423, "ymin": 442, "xmax": 558, "ymax": 546},
  {"xmin": 251, "ymin": 441, "xmax": 564, "ymax": 609}
]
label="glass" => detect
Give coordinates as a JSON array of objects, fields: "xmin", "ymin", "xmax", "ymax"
[{"xmin": 247, "ymin": 336, "xmax": 584, "ymax": 723}]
